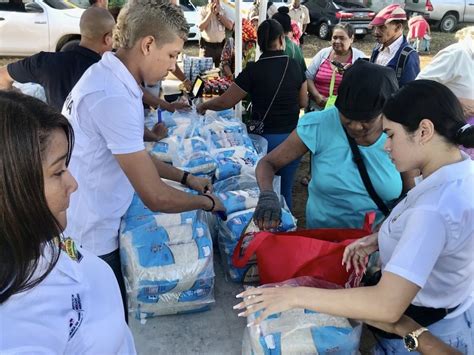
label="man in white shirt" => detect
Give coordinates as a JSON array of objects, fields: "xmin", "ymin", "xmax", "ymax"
[
  {"xmin": 369, "ymin": 4, "xmax": 420, "ymax": 87},
  {"xmin": 288, "ymin": 0, "xmax": 309, "ymax": 45},
  {"xmin": 198, "ymin": 0, "xmax": 234, "ymax": 66},
  {"xmin": 62, "ymin": 0, "xmax": 225, "ymax": 321}
]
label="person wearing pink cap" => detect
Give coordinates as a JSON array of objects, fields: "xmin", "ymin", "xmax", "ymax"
[{"xmin": 369, "ymin": 4, "xmax": 420, "ymax": 87}]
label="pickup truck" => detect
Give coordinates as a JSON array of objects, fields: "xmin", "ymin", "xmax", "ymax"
[
  {"xmin": 0, "ymin": 0, "xmax": 83, "ymax": 56},
  {"xmin": 404, "ymin": 0, "xmax": 474, "ymax": 32}
]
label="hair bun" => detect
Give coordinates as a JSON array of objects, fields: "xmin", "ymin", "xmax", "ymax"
[{"xmin": 278, "ymin": 6, "xmax": 289, "ymax": 14}]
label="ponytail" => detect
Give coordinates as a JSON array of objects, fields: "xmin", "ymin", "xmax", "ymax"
[
  {"xmin": 455, "ymin": 123, "xmax": 474, "ymax": 148},
  {"xmin": 257, "ymin": 19, "xmax": 284, "ymax": 52}
]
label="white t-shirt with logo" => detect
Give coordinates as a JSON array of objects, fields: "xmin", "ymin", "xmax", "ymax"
[
  {"xmin": 62, "ymin": 52, "xmax": 145, "ymax": 256},
  {"xmin": 0, "ymin": 244, "xmax": 136, "ymax": 354}
]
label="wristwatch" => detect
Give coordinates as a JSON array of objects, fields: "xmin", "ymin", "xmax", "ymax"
[{"xmin": 403, "ymin": 327, "xmax": 429, "ymax": 352}]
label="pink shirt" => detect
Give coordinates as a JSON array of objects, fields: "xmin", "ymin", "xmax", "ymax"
[
  {"xmin": 408, "ymin": 16, "xmax": 430, "ymax": 39},
  {"xmin": 314, "ymin": 56, "xmax": 351, "ymax": 98}
]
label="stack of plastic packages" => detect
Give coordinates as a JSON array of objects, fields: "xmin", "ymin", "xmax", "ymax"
[
  {"xmin": 120, "ymin": 179, "xmax": 215, "ymax": 320},
  {"xmin": 242, "ymin": 277, "xmax": 363, "ymax": 355},
  {"xmin": 214, "ymin": 176, "xmax": 297, "ymax": 283},
  {"xmin": 182, "ymin": 56, "xmax": 214, "ymax": 83},
  {"xmin": 201, "ymin": 115, "xmax": 262, "ymax": 182}
]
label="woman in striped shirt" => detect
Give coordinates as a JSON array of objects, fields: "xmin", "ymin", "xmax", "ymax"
[{"xmin": 306, "ymin": 23, "xmax": 366, "ymax": 110}]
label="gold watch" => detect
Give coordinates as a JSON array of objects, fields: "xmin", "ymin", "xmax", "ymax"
[{"xmin": 403, "ymin": 327, "xmax": 429, "ymax": 352}]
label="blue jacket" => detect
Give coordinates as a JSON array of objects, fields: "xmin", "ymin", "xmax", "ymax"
[{"xmin": 370, "ymin": 36, "xmax": 420, "ymax": 87}]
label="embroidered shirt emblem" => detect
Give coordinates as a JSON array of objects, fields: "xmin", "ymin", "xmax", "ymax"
[{"xmin": 69, "ymin": 293, "xmax": 84, "ymax": 340}]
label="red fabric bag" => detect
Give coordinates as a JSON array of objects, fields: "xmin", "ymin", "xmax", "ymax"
[{"xmin": 232, "ymin": 212, "xmax": 375, "ymax": 286}]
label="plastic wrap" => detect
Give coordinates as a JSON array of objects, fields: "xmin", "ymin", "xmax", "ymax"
[
  {"xmin": 200, "ymin": 115, "xmax": 253, "ymax": 151},
  {"xmin": 217, "ymin": 189, "xmax": 260, "ymax": 215},
  {"xmin": 120, "ymin": 180, "xmax": 215, "ymax": 319},
  {"xmin": 124, "ymin": 179, "xmax": 195, "ymax": 221},
  {"xmin": 173, "ymin": 135, "xmax": 217, "ymax": 175},
  {"xmin": 144, "ymin": 136, "xmax": 178, "ymax": 163},
  {"xmin": 214, "ymin": 174, "xmax": 259, "ymax": 193},
  {"xmin": 213, "ymin": 147, "xmax": 260, "ymax": 181},
  {"xmin": 13, "ymin": 82, "xmax": 47, "ymax": 102},
  {"xmin": 248, "ymin": 134, "xmax": 268, "ymax": 158},
  {"xmin": 242, "ymin": 277, "xmax": 363, "ymax": 355}
]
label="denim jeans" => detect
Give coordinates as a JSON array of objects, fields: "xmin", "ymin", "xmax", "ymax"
[
  {"xmin": 262, "ymin": 133, "xmax": 302, "ymax": 210},
  {"xmin": 373, "ymin": 305, "xmax": 473, "ymax": 354}
]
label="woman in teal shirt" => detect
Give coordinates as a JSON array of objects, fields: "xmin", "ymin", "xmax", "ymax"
[{"xmin": 253, "ymin": 60, "xmax": 413, "ymax": 229}]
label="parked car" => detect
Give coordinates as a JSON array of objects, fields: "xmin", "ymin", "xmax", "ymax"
[
  {"xmin": 404, "ymin": 0, "xmax": 474, "ymax": 32},
  {"xmin": 302, "ymin": 0, "xmax": 375, "ymax": 39},
  {"xmin": 0, "ymin": 0, "xmax": 83, "ymax": 56},
  {"xmin": 180, "ymin": 0, "xmax": 200, "ymax": 41},
  {"xmin": 58, "ymin": 0, "xmax": 201, "ymax": 42}
]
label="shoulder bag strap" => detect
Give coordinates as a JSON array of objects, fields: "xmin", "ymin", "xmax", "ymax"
[
  {"xmin": 328, "ymin": 67, "xmax": 337, "ymax": 96},
  {"xmin": 343, "ymin": 128, "xmax": 390, "ymax": 216},
  {"xmin": 395, "ymin": 46, "xmax": 415, "ymax": 81},
  {"xmin": 260, "ymin": 56, "xmax": 290, "ymax": 124}
]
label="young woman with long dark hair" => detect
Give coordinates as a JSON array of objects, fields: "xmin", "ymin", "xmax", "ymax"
[{"xmin": 0, "ymin": 91, "xmax": 135, "ymax": 353}]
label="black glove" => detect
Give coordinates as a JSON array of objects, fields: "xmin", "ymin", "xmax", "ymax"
[{"xmin": 253, "ymin": 190, "xmax": 281, "ymax": 230}]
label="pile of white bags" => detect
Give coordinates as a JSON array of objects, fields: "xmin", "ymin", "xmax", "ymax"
[
  {"xmin": 145, "ymin": 110, "xmax": 263, "ymax": 182},
  {"xmin": 120, "ymin": 180, "xmax": 215, "ymax": 320},
  {"xmin": 121, "ymin": 109, "xmax": 293, "ymax": 318},
  {"xmin": 242, "ymin": 278, "xmax": 362, "ymax": 355}
]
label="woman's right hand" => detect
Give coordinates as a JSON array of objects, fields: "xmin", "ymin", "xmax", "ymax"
[
  {"xmin": 196, "ymin": 103, "xmax": 207, "ymax": 115},
  {"xmin": 316, "ymin": 94, "xmax": 328, "ymax": 107},
  {"xmin": 253, "ymin": 190, "xmax": 281, "ymax": 230},
  {"xmin": 342, "ymin": 233, "xmax": 379, "ymax": 275}
]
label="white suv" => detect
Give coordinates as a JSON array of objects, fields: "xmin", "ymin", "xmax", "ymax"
[
  {"xmin": 0, "ymin": 0, "xmax": 83, "ymax": 56},
  {"xmin": 180, "ymin": 0, "xmax": 200, "ymax": 42}
]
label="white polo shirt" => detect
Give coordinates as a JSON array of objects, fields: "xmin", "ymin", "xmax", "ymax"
[
  {"xmin": 62, "ymin": 52, "xmax": 145, "ymax": 256},
  {"xmin": 375, "ymin": 35, "xmax": 404, "ymax": 67},
  {"xmin": 379, "ymin": 153, "xmax": 474, "ymax": 318},
  {"xmin": 0, "ymin": 245, "xmax": 136, "ymax": 354}
]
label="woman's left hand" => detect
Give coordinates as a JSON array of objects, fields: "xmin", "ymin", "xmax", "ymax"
[
  {"xmin": 186, "ymin": 174, "xmax": 213, "ymax": 193},
  {"xmin": 233, "ymin": 286, "xmax": 299, "ymax": 326}
]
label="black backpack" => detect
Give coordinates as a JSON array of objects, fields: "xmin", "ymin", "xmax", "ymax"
[{"xmin": 395, "ymin": 46, "xmax": 415, "ymax": 82}]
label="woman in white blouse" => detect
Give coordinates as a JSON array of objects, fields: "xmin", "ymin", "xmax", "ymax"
[
  {"xmin": 235, "ymin": 80, "xmax": 474, "ymax": 354},
  {"xmin": 0, "ymin": 91, "xmax": 136, "ymax": 354}
]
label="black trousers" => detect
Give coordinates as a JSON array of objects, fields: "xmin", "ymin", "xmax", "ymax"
[
  {"xmin": 99, "ymin": 248, "xmax": 128, "ymax": 323},
  {"xmin": 199, "ymin": 38, "xmax": 225, "ymax": 67}
]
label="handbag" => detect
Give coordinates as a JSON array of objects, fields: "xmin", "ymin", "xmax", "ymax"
[
  {"xmin": 232, "ymin": 212, "xmax": 375, "ymax": 286},
  {"xmin": 324, "ymin": 68, "xmax": 337, "ymax": 109},
  {"xmin": 247, "ymin": 56, "xmax": 289, "ymax": 135},
  {"xmin": 344, "ymin": 128, "xmax": 391, "ymax": 216}
]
